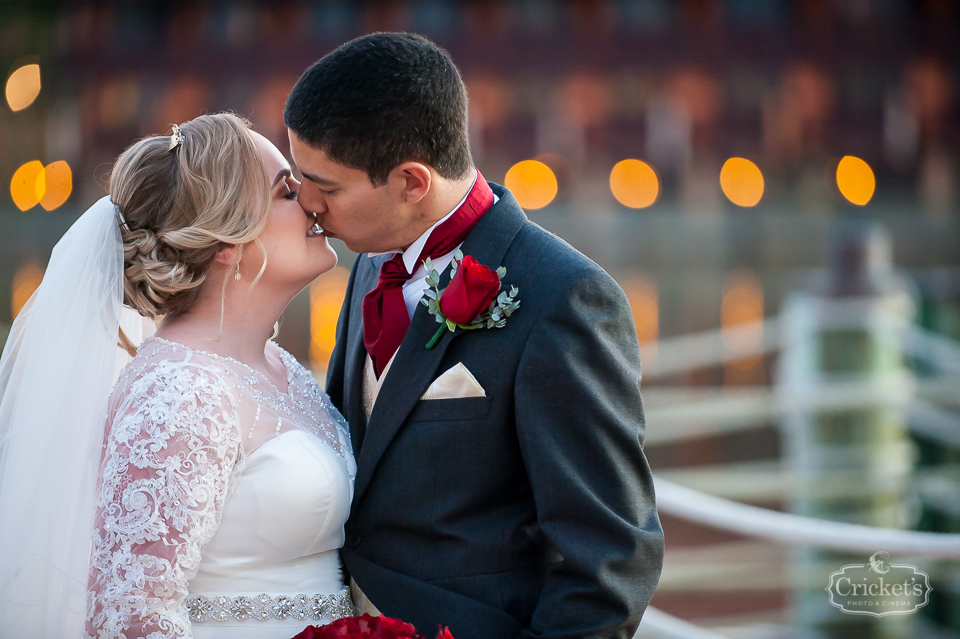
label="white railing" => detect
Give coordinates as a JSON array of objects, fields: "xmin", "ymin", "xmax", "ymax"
[
  {"xmin": 633, "ymin": 314, "xmax": 960, "ymax": 637},
  {"xmin": 654, "ymin": 477, "xmax": 960, "ymax": 558}
]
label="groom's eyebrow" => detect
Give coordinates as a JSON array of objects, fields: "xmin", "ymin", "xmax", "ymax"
[{"xmin": 299, "ymin": 170, "xmax": 337, "ymax": 187}]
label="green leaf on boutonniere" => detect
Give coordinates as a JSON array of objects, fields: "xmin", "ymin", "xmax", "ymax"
[{"xmin": 496, "ymin": 266, "xmax": 506, "ymax": 279}]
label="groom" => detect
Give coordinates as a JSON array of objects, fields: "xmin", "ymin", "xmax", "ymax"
[{"xmin": 285, "ymin": 33, "xmax": 662, "ymax": 639}]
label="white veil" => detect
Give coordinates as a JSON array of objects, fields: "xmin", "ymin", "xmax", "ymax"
[{"xmin": 0, "ymin": 196, "xmax": 138, "ymax": 636}]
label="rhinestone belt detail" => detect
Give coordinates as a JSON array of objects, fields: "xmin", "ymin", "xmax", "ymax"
[{"xmin": 186, "ymin": 588, "xmax": 354, "ymax": 623}]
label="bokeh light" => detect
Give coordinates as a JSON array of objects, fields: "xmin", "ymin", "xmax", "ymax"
[
  {"xmin": 721, "ymin": 268, "xmax": 765, "ymax": 385},
  {"xmin": 836, "ymin": 155, "xmax": 876, "ymax": 205},
  {"xmin": 5, "ymin": 63, "xmax": 41, "ymax": 112},
  {"xmin": 720, "ymin": 157, "xmax": 765, "ymax": 207},
  {"xmin": 610, "ymin": 159, "xmax": 660, "ymax": 209},
  {"xmin": 10, "ymin": 161, "xmax": 45, "ymax": 211},
  {"xmin": 40, "ymin": 161, "xmax": 72, "ymax": 211},
  {"xmin": 504, "ymin": 160, "xmax": 558, "ymax": 210},
  {"xmin": 11, "ymin": 261, "xmax": 44, "ymax": 318},
  {"xmin": 621, "ymin": 274, "xmax": 659, "ymax": 369},
  {"xmin": 10, "ymin": 160, "xmax": 72, "ymax": 211},
  {"xmin": 622, "ymin": 276, "xmax": 658, "ymax": 345},
  {"xmin": 309, "ymin": 266, "xmax": 350, "ymax": 373}
]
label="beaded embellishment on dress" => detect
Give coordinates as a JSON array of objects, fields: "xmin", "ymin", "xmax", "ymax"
[{"xmin": 186, "ymin": 589, "xmax": 354, "ymax": 623}]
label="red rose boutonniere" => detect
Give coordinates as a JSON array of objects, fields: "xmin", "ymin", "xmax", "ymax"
[
  {"xmin": 420, "ymin": 250, "xmax": 520, "ymax": 349},
  {"xmin": 292, "ymin": 613, "xmax": 454, "ymax": 639}
]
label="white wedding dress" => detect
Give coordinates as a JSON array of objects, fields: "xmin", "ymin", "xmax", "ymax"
[{"xmin": 85, "ymin": 336, "xmax": 357, "ymax": 639}]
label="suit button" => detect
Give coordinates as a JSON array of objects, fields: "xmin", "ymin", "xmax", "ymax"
[{"xmin": 346, "ymin": 532, "xmax": 362, "ymax": 548}]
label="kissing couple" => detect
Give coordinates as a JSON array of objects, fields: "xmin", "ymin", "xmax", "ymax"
[{"xmin": 0, "ymin": 33, "xmax": 662, "ymax": 639}]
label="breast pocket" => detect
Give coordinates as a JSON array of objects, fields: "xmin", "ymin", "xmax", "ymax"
[{"xmin": 407, "ymin": 396, "xmax": 493, "ymax": 423}]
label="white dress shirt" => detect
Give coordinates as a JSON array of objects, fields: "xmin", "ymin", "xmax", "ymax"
[{"xmin": 369, "ymin": 170, "xmax": 498, "ymax": 318}]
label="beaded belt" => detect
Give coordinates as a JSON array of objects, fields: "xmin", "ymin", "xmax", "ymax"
[{"xmin": 186, "ymin": 588, "xmax": 354, "ymax": 623}]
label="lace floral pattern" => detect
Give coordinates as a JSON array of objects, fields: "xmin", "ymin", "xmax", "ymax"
[
  {"xmin": 85, "ymin": 339, "xmax": 354, "ymax": 639},
  {"xmin": 85, "ymin": 360, "xmax": 241, "ymax": 639}
]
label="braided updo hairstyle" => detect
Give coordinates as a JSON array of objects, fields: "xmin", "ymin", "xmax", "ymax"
[{"xmin": 110, "ymin": 113, "xmax": 271, "ymax": 320}]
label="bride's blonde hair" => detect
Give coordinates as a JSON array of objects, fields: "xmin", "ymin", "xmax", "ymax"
[{"xmin": 110, "ymin": 113, "xmax": 271, "ymax": 321}]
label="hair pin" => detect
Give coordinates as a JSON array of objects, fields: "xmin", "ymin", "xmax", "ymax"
[
  {"xmin": 114, "ymin": 205, "xmax": 130, "ymax": 231},
  {"xmin": 168, "ymin": 123, "xmax": 185, "ymax": 152}
]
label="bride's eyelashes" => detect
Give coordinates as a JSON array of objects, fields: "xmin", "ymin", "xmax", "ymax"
[{"xmin": 277, "ymin": 180, "xmax": 299, "ymax": 200}]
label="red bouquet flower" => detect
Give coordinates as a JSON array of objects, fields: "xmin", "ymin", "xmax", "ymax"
[{"xmin": 292, "ymin": 614, "xmax": 453, "ymax": 639}]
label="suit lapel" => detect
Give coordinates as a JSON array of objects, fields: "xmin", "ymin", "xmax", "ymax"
[
  {"xmin": 343, "ymin": 254, "xmax": 389, "ymax": 450},
  {"xmin": 352, "ymin": 185, "xmax": 527, "ymax": 503}
]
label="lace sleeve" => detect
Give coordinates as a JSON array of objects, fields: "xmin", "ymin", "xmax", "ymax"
[{"xmin": 85, "ymin": 360, "xmax": 243, "ymax": 639}]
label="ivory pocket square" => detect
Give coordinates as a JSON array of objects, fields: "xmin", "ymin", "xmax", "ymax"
[{"xmin": 421, "ymin": 362, "xmax": 486, "ymax": 400}]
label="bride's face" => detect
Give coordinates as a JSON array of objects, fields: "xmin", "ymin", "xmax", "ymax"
[{"xmin": 246, "ymin": 132, "xmax": 338, "ymax": 291}]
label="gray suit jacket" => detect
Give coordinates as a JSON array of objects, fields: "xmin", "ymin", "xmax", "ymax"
[{"xmin": 326, "ymin": 183, "xmax": 663, "ymax": 639}]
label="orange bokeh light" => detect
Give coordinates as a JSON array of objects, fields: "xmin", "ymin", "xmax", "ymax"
[
  {"xmin": 5, "ymin": 63, "xmax": 41, "ymax": 112},
  {"xmin": 836, "ymin": 155, "xmax": 875, "ymax": 206},
  {"xmin": 622, "ymin": 277, "xmax": 659, "ymax": 344},
  {"xmin": 10, "ymin": 161, "xmax": 45, "ymax": 211},
  {"xmin": 621, "ymin": 274, "xmax": 659, "ymax": 369},
  {"xmin": 721, "ymin": 269, "xmax": 765, "ymax": 384},
  {"xmin": 309, "ymin": 266, "xmax": 350, "ymax": 373},
  {"xmin": 12, "ymin": 261, "xmax": 45, "ymax": 318},
  {"xmin": 10, "ymin": 160, "xmax": 72, "ymax": 211},
  {"xmin": 610, "ymin": 160, "xmax": 660, "ymax": 209},
  {"xmin": 504, "ymin": 160, "xmax": 558, "ymax": 210},
  {"xmin": 720, "ymin": 158, "xmax": 765, "ymax": 207},
  {"xmin": 40, "ymin": 161, "xmax": 72, "ymax": 211}
]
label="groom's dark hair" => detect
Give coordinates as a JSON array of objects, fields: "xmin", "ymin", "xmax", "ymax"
[{"xmin": 284, "ymin": 32, "xmax": 473, "ymax": 186}]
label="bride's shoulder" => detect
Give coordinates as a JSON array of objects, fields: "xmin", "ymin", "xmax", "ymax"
[
  {"xmin": 104, "ymin": 338, "xmax": 245, "ymax": 463},
  {"xmin": 110, "ymin": 337, "xmax": 240, "ymax": 411}
]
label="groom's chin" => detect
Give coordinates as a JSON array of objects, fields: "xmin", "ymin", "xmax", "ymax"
[{"xmin": 341, "ymin": 238, "xmax": 374, "ymax": 255}]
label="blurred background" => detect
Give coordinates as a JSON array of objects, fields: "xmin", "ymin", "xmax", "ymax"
[{"xmin": 1, "ymin": 1, "xmax": 959, "ymax": 637}]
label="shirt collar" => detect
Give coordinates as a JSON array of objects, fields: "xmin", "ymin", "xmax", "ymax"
[{"xmin": 369, "ymin": 169, "xmax": 478, "ymax": 275}]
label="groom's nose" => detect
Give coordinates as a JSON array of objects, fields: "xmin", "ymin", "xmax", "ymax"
[{"xmin": 297, "ymin": 184, "xmax": 327, "ymax": 214}]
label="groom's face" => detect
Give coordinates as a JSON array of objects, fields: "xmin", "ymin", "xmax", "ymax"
[{"xmin": 288, "ymin": 132, "xmax": 415, "ymax": 254}]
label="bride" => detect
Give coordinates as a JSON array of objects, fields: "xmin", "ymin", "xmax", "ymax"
[{"xmin": 0, "ymin": 113, "xmax": 356, "ymax": 638}]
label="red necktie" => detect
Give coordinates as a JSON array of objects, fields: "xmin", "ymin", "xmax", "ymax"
[{"xmin": 362, "ymin": 172, "xmax": 494, "ymax": 377}]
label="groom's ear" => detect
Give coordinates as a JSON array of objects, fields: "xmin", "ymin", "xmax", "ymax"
[{"xmin": 391, "ymin": 162, "xmax": 432, "ymax": 204}]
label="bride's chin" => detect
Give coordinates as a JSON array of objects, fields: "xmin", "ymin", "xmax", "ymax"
[
  {"xmin": 315, "ymin": 243, "xmax": 339, "ymax": 268},
  {"xmin": 305, "ymin": 255, "xmax": 339, "ymax": 281}
]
